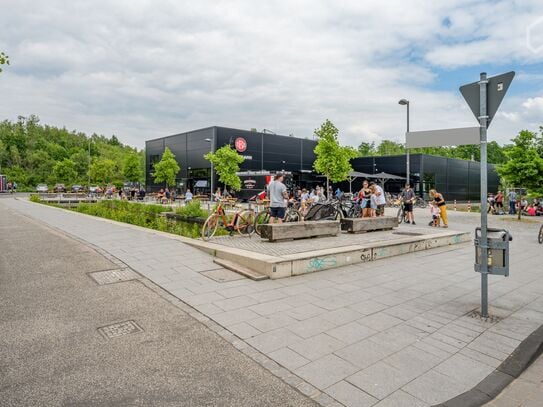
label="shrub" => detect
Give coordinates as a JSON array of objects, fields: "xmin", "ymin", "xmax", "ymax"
[
  {"xmin": 175, "ymin": 201, "xmax": 207, "ymax": 218},
  {"xmin": 29, "ymin": 194, "xmax": 41, "ymax": 203}
]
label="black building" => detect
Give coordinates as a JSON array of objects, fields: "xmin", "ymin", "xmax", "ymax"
[
  {"xmin": 350, "ymin": 154, "xmax": 500, "ymax": 201},
  {"xmin": 145, "ymin": 126, "xmax": 317, "ymax": 195}
]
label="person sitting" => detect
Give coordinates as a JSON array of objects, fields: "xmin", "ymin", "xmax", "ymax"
[
  {"xmin": 527, "ymin": 204, "xmax": 536, "ymax": 216},
  {"xmin": 157, "ymin": 188, "xmax": 165, "ymax": 203}
]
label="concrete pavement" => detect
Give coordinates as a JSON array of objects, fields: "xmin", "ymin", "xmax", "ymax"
[
  {"xmin": 2, "ymin": 197, "xmax": 543, "ymax": 407},
  {"xmin": 0, "ymin": 201, "xmax": 317, "ymax": 407}
]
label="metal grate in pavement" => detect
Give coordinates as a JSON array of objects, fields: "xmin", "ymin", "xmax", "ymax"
[
  {"xmin": 467, "ymin": 310, "xmax": 502, "ymax": 324},
  {"xmin": 98, "ymin": 320, "xmax": 144, "ymax": 339},
  {"xmin": 88, "ymin": 268, "xmax": 140, "ymax": 285}
]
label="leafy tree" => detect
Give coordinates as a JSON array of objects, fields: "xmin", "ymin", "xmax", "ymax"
[
  {"xmin": 53, "ymin": 159, "xmax": 77, "ymax": 183},
  {"xmin": 375, "ymin": 140, "xmax": 404, "ymax": 156},
  {"xmin": 313, "ymin": 119, "xmax": 358, "ymax": 192},
  {"xmin": 357, "ymin": 141, "xmax": 376, "ymax": 157},
  {"xmin": 498, "ymin": 130, "xmax": 543, "ymax": 218},
  {"xmin": 123, "ymin": 153, "xmax": 143, "ymax": 183},
  {"xmin": 0, "ymin": 51, "xmax": 8, "ymax": 73},
  {"xmin": 153, "ymin": 147, "xmax": 180, "ymax": 188},
  {"xmin": 204, "ymin": 145, "xmax": 244, "ymax": 191},
  {"xmin": 90, "ymin": 158, "xmax": 116, "ymax": 185}
]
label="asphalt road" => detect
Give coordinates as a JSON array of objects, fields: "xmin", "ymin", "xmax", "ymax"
[{"xmin": 0, "ymin": 203, "xmax": 316, "ymax": 407}]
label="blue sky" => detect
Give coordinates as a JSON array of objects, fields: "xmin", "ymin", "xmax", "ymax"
[{"xmin": 1, "ymin": 0, "xmax": 543, "ymax": 148}]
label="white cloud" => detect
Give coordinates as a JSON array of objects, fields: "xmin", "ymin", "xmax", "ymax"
[{"xmin": 0, "ymin": 0, "xmax": 542, "ymax": 149}]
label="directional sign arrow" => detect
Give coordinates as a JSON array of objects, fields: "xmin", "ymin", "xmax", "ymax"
[{"xmin": 459, "ymin": 71, "xmax": 515, "ymax": 127}]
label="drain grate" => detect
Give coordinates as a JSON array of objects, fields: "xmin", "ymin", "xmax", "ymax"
[
  {"xmin": 98, "ymin": 320, "xmax": 143, "ymax": 339},
  {"xmin": 88, "ymin": 268, "xmax": 139, "ymax": 285},
  {"xmin": 466, "ymin": 310, "xmax": 502, "ymax": 324}
]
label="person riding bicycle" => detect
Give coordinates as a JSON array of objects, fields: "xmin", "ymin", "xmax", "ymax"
[
  {"xmin": 401, "ymin": 183, "xmax": 416, "ymax": 225},
  {"xmin": 267, "ymin": 173, "xmax": 288, "ymax": 224}
]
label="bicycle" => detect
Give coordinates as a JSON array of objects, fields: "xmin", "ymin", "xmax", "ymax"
[
  {"xmin": 201, "ymin": 200, "xmax": 255, "ymax": 240},
  {"xmin": 414, "ymin": 196, "xmax": 428, "ymax": 209},
  {"xmin": 253, "ymin": 201, "xmax": 301, "ymax": 236},
  {"xmin": 396, "ymin": 201, "xmax": 409, "ymax": 224},
  {"xmin": 538, "ymin": 224, "xmax": 543, "ymax": 244}
]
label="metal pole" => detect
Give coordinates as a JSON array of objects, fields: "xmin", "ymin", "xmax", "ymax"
[
  {"xmin": 479, "ymin": 72, "xmax": 489, "ymax": 317},
  {"xmin": 88, "ymin": 138, "xmax": 91, "ymax": 192},
  {"xmin": 210, "ymin": 129, "xmax": 216, "ymax": 202},
  {"xmin": 406, "ymin": 102, "xmax": 410, "ymax": 187}
]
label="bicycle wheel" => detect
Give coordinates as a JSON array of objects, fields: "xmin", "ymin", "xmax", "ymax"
[
  {"xmin": 396, "ymin": 207, "xmax": 404, "ymax": 224},
  {"xmin": 285, "ymin": 208, "xmax": 301, "ymax": 222},
  {"xmin": 201, "ymin": 214, "xmax": 220, "ymax": 240},
  {"xmin": 254, "ymin": 210, "xmax": 270, "ymax": 236},
  {"xmin": 539, "ymin": 225, "xmax": 543, "ymax": 244},
  {"xmin": 416, "ymin": 197, "xmax": 427, "ymax": 208},
  {"xmin": 237, "ymin": 210, "xmax": 255, "ymax": 235}
]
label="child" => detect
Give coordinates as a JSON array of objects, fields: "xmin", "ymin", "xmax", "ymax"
[{"xmin": 430, "ymin": 202, "xmax": 440, "ymax": 227}]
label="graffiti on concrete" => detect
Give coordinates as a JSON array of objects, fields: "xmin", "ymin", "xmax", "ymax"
[{"xmin": 307, "ymin": 257, "xmax": 337, "ymax": 271}]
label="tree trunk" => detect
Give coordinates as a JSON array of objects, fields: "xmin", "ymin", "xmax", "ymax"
[{"xmin": 517, "ymin": 194, "xmax": 521, "ymax": 221}]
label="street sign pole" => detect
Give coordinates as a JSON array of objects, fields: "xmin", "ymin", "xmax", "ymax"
[{"xmin": 479, "ymin": 72, "xmax": 489, "ymax": 317}]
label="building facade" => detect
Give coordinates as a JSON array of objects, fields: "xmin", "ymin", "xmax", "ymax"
[
  {"xmin": 145, "ymin": 126, "xmax": 317, "ymax": 194},
  {"xmin": 350, "ymin": 154, "xmax": 500, "ymax": 201}
]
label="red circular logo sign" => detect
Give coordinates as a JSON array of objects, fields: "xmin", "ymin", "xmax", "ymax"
[{"xmin": 235, "ymin": 137, "xmax": 247, "ymax": 152}]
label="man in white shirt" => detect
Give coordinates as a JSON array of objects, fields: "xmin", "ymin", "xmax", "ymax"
[
  {"xmin": 267, "ymin": 173, "xmax": 289, "ymax": 223},
  {"xmin": 371, "ymin": 182, "xmax": 387, "ymax": 217}
]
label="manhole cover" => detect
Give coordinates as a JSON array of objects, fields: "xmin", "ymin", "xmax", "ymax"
[
  {"xmin": 98, "ymin": 320, "xmax": 143, "ymax": 339},
  {"xmin": 392, "ymin": 231, "xmax": 424, "ymax": 236},
  {"xmin": 88, "ymin": 268, "xmax": 139, "ymax": 285},
  {"xmin": 466, "ymin": 310, "xmax": 502, "ymax": 323}
]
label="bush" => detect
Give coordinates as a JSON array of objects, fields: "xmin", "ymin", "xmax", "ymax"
[
  {"xmin": 29, "ymin": 194, "xmax": 41, "ymax": 203},
  {"xmin": 175, "ymin": 201, "xmax": 207, "ymax": 218}
]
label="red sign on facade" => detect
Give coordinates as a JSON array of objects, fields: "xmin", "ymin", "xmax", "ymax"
[{"xmin": 235, "ymin": 137, "xmax": 247, "ymax": 152}]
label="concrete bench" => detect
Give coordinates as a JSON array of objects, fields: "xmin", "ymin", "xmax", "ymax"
[
  {"xmin": 260, "ymin": 220, "xmax": 340, "ymax": 242},
  {"xmin": 341, "ymin": 216, "xmax": 397, "ymax": 233}
]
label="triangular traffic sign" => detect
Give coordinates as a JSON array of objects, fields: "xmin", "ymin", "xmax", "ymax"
[{"xmin": 459, "ymin": 71, "xmax": 515, "ymax": 127}]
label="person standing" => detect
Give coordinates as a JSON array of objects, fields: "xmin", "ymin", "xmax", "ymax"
[
  {"xmin": 401, "ymin": 183, "xmax": 416, "ymax": 225},
  {"xmin": 12, "ymin": 181, "xmax": 17, "ymax": 194},
  {"xmin": 359, "ymin": 180, "xmax": 372, "ymax": 218},
  {"xmin": 507, "ymin": 189, "xmax": 517, "ymax": 215},
  {"xmin": 267, "ymin": 173, "xmax": 288, "ymax": 223},
  {"xmin": 185, "ymin": 188, "xmax": 193, "ymax": 203},
  {"xmin": 430, "ymin": 189, "xmax": 448, "ymax": 228},
  {"xmin": 371, "ymin": 183, "xmax": 386, "ymax": 217},
  {"xmin": 495, "ymin": 191, "xmax": 504, "ymax": 215}
]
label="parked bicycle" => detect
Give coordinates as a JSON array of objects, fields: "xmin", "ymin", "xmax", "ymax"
[
  {"xmin": 201, "ymin": 200, "xmax": 255, "ymax": 240},
  {"xmin": 253, "ymin": 201, "xmax": 301, "ymax": 236}
]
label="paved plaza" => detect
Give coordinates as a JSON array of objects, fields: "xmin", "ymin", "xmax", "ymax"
[{"xmin": 2, "ymin": 197, "xmax": 543, "ymax": 406}]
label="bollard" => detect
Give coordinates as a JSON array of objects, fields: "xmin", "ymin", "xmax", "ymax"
[
  {"xmin": 468, "ymin": 201, "xmax": 471, "ymax": 212},
  {"xmin": 454, "ymin": 200, "xmax": 457, "ymax": 211}
]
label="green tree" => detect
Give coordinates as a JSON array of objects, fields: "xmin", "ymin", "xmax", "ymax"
[
  {"xmin": 375, "ymin": 140, "xmax": 405, "ymax": 156},
  {"xmin": 90, "ymin": 158, "xmax": 116, "ymax": 185},
  {"xmin": 498, "ymin": 130, "xmax": 543, "ymax": 218},
  {"xmin": 153, "ymin": 147, "xmax": 180, "ymax": 188},
  {"xmin": 0, "ymin": 51, "xmax": 9, "ymax": 73},
  {"xmin": 53, "ymin": 159, "xmax": 77, "ymax": 183},
  {"xmin": 204, "ymin": 145, "xmax": 244, "ymax": 191},
  {"xmin": 123, "ymin": 153, "xmax": 143, "ymax": 183},
  {"xmin": 313, "ymin": 119, "xmax": 358, "ymax": 192},
  {"xmin": 357, "ymin": 141, "xmax": 376, "ymax": 157}
]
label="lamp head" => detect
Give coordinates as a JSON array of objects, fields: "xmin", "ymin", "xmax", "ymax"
[{"xmin": 398, "ymin": 99, "xmax": 409, "ymax": 105}]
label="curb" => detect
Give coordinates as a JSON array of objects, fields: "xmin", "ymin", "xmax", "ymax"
[{"xmin": 433, "ymin": 324, "xmax": 543, "ymax": 407}]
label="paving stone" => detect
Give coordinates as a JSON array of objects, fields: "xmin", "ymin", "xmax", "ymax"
[
  {"xmin": 358, "ymin": 312, "xmax": 403, "ymax": 332},
  {"xmin": 335, "ymin": 338, "xmax": 399, "ymax": 369},
  {"xmin": 322, "ymin": 308, "xmax": 364, "ymax": 325},
  {"xmin": 248, "ymin": 299, "xmax": 293, "ymax": 316},
  {"xmin": 402, "ymin": 369, "xmax": 470, "ymax": 405},
  {"xmin": 326, "ymin": 322, "xmax": 377, "ymax": 345},
  {"xmin": 246, "ymin": 328, "xmax": 303, "ymax": 354},
  {"xmin": 287, "ymin": 304, "xmax": 327, "ymax": 320},
  {"xmin": 347, "ymin": 361, "xmax": 416, "ymax": 400},
  {"xmin": 213, "ymin": 295, "xmax": 259, "ymax": 311},
  {"xmin": 458, "ymin": 347, "xmax": 502, "ymax": 369},
  {"xmin": 289, "ymin": 333, "xmax": 346, "ymax": 361},
  {"xmin": 295, "ymin": 354, "xmax": 359, "ymax": 389},
  {"xmin": 325, "ymin": 380, "xmax": 379, "ymax": 407},
  {"xmin": 434, "ymin": 352, "xmax": 495, "ymax": 387},
  {"xmin": 225, "ymin": 322, "xmax": 261, "ymax": 339},
  {"xmin": 287, "ymin": 316, "xmax": 338, "ymax": 339},
  {"xmin": 267, "ymin": 347, "xmax": 310, "ymax": 370},
  {"xmin": 248, "ymin": 313, "xmax": 298, "ymax": 332},
  {"xmin": 184, "ymin": 291, "xmax": 225, "ymax": 306},
  {"xmin": 383, "ymin": 345, "xmax": 444, "ymax": 377},
  {"xmin": 348, "ymin": 300, "xmax": 388, "ymax": 316},
  {"xmin": 372, "ymin": 389, "xmax": 429, "ymax": 407},
  {"xmin": 211, "ymin": 308, "xmax": 260, "ymax": 326}
]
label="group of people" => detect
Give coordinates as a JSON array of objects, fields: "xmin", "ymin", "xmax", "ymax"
[
  {"xmin": 4, "ymin": 181, "xmax": 17, "ymax": 193},
  {"xmin": 488, "ymin": 190, "xmax": 543, "ymax": 216},
  {"xmin": 356, "ymin": 180, "xmax": 387, "ymax": 217}
]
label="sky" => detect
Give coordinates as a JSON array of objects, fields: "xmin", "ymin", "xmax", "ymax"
[{"xmin": 1, "ymin": 0, "xmax": 543, "ymax": 149}]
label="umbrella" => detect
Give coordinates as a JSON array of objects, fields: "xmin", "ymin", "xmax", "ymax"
[
  {"xmin": 369, "ymin": 172, "xmax": 406, "ymax": 189},
  {"xmin": 347, "ymin": 171, "xmax": 374, "ymax": 194}
]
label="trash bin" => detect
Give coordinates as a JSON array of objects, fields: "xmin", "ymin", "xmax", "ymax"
[{"xmin": 474, "ymin": 227, "xmax": 512, "ymax": 276}]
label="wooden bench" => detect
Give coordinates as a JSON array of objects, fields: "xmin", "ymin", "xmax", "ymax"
[
  {"xmin": 260, "ymin": 220, "xmax": 340, "ymax": 242},
  {"xmin": 341, "ymin": 216, "xmax": 397, "ymax": 233}
]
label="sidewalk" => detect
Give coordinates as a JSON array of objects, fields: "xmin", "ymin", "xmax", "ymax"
[{"xmin": 3, "ymin": 198, "xmax": 543, "ymax": 407}]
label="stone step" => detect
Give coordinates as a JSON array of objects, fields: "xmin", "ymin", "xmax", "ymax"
[{"xmin": 213, "ymin": 258, "xmax": 269, "ymax": 281}]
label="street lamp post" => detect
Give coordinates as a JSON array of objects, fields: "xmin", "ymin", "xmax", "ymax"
[
  {"xmin": 204, "ymin": 138, "xmax": 214, "ymax": 201},
  {"xmin": 88, "ymin": 137, "xmax": 91, "ymax": 193},
  {"xmin": 398, "ymin": 99, "xmax": 410, "ymax": 187}
]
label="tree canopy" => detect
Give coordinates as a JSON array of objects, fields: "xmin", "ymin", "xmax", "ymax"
[
  {"xmin": 0, "ymin": 51, "xmax": 8, "ymax": 73},
  {"xmin": 0, "ymin": 116, "xmax": 143, "ymax": 189},
  {"xmin": 204, "ymin": 145, "xmax": 244, "ymax": 191},
  {"xmin": 152, "ymin": 147, "xmax": 180, "ymax": 188},
  {"xmin": 313, "ymin": 120, "xmax": 358, "ymax": 191}
]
